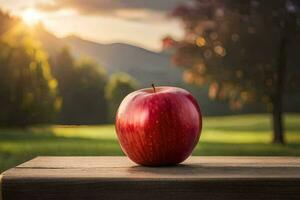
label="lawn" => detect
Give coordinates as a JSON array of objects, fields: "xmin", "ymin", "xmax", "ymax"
[{"xmin": 1, "ymin": 114, "xmax": 300, "ymax": 172}]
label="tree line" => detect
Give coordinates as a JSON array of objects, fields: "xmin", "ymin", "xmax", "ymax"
[{"xmin": 0, "ymin": 11, "xmax": 138, "ymax": 126}]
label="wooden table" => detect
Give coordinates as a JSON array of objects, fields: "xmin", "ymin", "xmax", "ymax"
[{"xmin": 1, "ymin": 156, "xmax": 300, "ymax": 200}]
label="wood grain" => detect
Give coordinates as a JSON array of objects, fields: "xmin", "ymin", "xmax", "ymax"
[{"xmin": 1, "ymin": 156, "xmax": 300, "ymax": 200}]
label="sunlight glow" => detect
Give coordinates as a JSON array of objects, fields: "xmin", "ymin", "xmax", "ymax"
[{"xmin": 21, "ymin": 9, "xmax": 43, "ymax": 26}]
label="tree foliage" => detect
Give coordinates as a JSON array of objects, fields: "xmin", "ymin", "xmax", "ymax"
[
  {"xmin": 0, "ymin": 11, "xmax": 18, "ymax": 35},
  {"xmin": 0, "ymin": 15, "xmax": 60, "ymax": 126},
  {"xmin": 167, "ymin": 0, "xmax": 300, "ymax": 143},
  {"xmin": 105, "ymin": 72, "xmax": 138, "ymax": 122},
  {"xmin": 52, "ymin": 48, "xmax": 108, "ymax": 124}
]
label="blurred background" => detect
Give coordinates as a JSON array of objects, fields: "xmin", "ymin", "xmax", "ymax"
[{"xmin": 0, "ymin": 0, "xmax": 299, "ymax": 172}]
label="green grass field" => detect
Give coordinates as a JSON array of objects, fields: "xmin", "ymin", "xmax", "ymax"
[{"xmin": 1, "ymin": 114, "xmax": 300, "ymax": 172}]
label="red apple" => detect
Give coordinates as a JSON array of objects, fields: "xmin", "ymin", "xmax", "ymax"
[{"xmin": 115, "ymin": 85, "xmax": 202, "ymax": 166}]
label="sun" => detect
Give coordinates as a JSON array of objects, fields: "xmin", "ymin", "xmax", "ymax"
[{"xmin": 21, "ymin": 9, "xmax": 43, "ymax": 26}]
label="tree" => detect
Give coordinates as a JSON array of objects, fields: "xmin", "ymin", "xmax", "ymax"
[
  {"xmin": 167, "ymin": 0, "xmax": 300, "ymax": 144},
  {"xmin": 0, "ymin": 10, "xmax": 19, "ymax": 35},
  {"xmin": 0, "ymin": 15, "xmax": 60, "ymax": 126},
  {"xmin": 105, "ymin": 73, "xmax": 139, "ymax": 122},
  {"xmin": 52, "ymin": 48, "xmax": 108, "ymax": 124}
]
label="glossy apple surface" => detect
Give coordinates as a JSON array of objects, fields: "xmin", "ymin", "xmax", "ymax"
[{"xmin": 115, "ymin": 86, "xmax": 202, "ymax": 166}]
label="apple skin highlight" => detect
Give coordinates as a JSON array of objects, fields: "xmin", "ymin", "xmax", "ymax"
[{"xmin": 115, "ymin": 86, "xmax": 202, "ymax": 166}]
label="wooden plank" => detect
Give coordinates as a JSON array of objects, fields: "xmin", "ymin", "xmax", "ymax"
[
  {"xmin": 17, "ymin": 156, "xmax": 135, "ymax": 169},
  {"xmin": 1, "ymin": 156, "xmax": 300, "ymax": 200},
  {"xmin": 16, "ymin": 156, "xmax": 300, "ymax": 169}
]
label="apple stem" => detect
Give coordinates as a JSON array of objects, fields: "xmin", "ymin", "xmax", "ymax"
[{"xmin": 151, "ymin": 83, "xmax": 156, "ymax": 93}]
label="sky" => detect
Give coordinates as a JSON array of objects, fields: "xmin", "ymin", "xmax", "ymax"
[{"xmin": 0, "ymin": 0, "xmax": 187, "ymax": 52}]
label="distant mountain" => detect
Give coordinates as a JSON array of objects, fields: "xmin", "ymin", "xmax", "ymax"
[
  {"xmin": 33, "ymin": 24, "xmax": 65, "ymax": 56},
  {"xmin": 34, "ymin": 25, "xmax": 183, "ymax": 87},
  {"xmin": 64, "ymin": 36, "xmax": 184, "ymax": 87}
]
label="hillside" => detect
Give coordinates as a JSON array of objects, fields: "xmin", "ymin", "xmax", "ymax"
[
  {"xmin": 63, "ymin": 36, "xmax": 185, "ymax": 87},
  {"xmin": 34, "ymin": 25, "xmax": 183, "ymax": 87}
]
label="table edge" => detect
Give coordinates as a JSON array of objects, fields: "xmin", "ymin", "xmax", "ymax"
[{"xmin": 2, "ymin": 175, "xmax": 300, "ymax": 182}]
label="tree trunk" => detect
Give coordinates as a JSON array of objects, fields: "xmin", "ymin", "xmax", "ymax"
[
  {"xmin": 272, "ymin": 102, "xmax": 284, "ymax": 144},
  {"xmin": 272, "ymin": 34, "xmax": 287, "ymax": 144}
]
